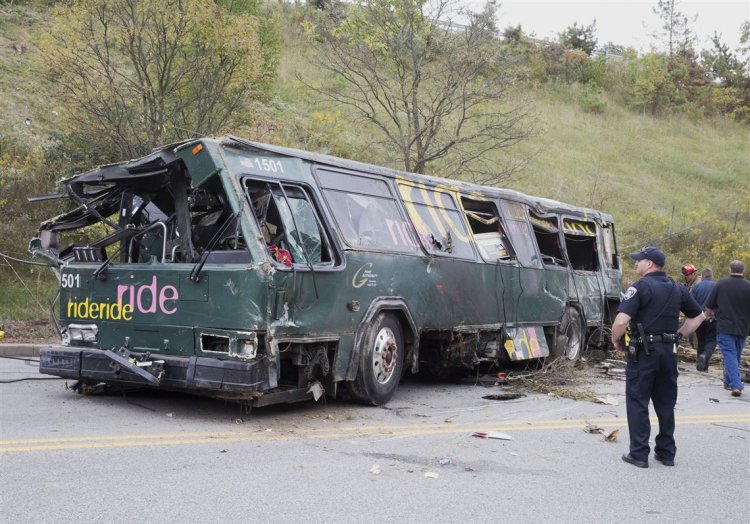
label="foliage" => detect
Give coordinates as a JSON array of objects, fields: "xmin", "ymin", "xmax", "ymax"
[
  {"xmin": 662, "ymin": 207, "xmax": 750, "ymax": 275},
  {"xmin": 578, "ymin": 82, "xmax": 606, "ymax": 114},
  {"xmin": 0, "ymin": 136, "xmax": 61, "ymax": 283},
  {"xmin": 300, "ymin": 0, "xmax": 534, "ymax": 184},
  {"xmin": 559, "ymin": 20, "xmax": 597, "ymax": 57},
  {"xmin": 37, "ymin": 0, "xmax": 279, "ymax": 163}
]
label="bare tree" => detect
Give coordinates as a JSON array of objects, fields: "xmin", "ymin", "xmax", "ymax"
[
  {"xmin": 40, "ymin": 0, "xmax": 277, "ymax": 162},
  {"xmin": 302, "ymin": 0, "xmax": 534, "ymax": 185},
  {"xmin": 652, "ymin": 0, "xmax": 696, "ymax": 57}
]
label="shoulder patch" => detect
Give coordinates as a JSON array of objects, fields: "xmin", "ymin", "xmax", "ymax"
[{"xmin": 623, "ymin": 286, "xmax": 637, "ymax": 300}]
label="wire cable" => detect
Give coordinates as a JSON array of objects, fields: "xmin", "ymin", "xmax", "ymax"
[{"xmin": 0, "ymin": 251, "xmax": 54, "ymax": 267}]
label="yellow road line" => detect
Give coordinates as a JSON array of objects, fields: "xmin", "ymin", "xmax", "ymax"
[{"xmin": 2, "ymin": 413, "xmax": 748, "ymax": 453}]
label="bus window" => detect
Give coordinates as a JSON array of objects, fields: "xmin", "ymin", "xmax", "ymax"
[
  {"xmin": 460, "ymin": 197, "xmax": 514, "ymax": 262},
  {"xmin": 498, "ymin": 200, "xmax": 539, "ymax": 267},
  {"xmin": 317, "ymin": 169, "xmax": 418, "ymax": 253},
  {"xmin": 245, "ymin": 180, "xmax": 336, "ymax": 267},
  {"xmin": 398, "ymin": 183, "xmax": 474, "ymax": 259},
  {"xmin": 529, "ymin": 211, "xmax": 566, "ymax": 267},
  {"xmin": 562, "ymin": 218, "xmax": 599, "ymax": 271}
]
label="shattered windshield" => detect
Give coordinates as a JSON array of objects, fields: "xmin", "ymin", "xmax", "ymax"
[{"xmin": 32, "ymin": 154, "xmax": 250, "ymax": 267}]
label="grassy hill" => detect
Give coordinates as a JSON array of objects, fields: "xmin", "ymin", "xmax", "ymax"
[{"xmin": 1, "ymin": 2, "xmax": 749, "ymax": 330}]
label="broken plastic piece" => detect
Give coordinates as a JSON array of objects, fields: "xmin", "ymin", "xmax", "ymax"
[
  {"xmin": 471, "ymin": 431, "xmax": 514, "ymax": 441},
  {"xmin": 423, "ymin": 471, "xmax": 439, "ymax": 479},
  {"xmin": 595, "ymin": 395, "xmax": 619, "ymax": 406},
  {"xmin": 307, "ymin": 381, "xmax": 325, "ymax": 401}
]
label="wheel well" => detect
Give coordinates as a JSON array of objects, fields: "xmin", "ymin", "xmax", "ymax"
[{"xmin": 347, "ymin": 299, "xmax": 420, "ymax": 380}]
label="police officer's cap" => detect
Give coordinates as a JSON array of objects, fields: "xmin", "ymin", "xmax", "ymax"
[{"xmin": 629, "ymin": 246, "xmax": 666, "ymax": 267}]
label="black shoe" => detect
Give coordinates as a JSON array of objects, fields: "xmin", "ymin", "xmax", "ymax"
[
  {"xmin": 622, "ymin": 453, "xmax": 648, "ymax": 468},
  {"xmin": 654, "ymin": 453, "xmax": 675, "ymax": 466},
  {"xmin": 696, "ymin": 354, "xmax": 707, "ymax": 372}
]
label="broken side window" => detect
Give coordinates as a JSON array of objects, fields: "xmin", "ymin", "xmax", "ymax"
[
  {"xmin": 498, "ymin": 200, "xmax": 539, "ymax": 268},
  {"xmin": 529, "ymin": 211, "xmax": 567, "ymax": 267},
  {"xmin": 562, "ymin": 218, "xmax": 599, "ymax": 271},
  {"xmin": 600, "ymin": 223, "xmax": 619, "ymax": 269},
  {"xmin": 316, "ymin": 169, "xmax": 418, "ymax": 253},
  {"xmin": 460, "ymin": 197, "xmax": 515, "ymax": 262},
  {"xmin": 397, "ymin": 183, "xmax": 474, "ymax": 259},
  {"xmin": 245, "ymin": 179, "xmax": 337, "ymax": 268}
]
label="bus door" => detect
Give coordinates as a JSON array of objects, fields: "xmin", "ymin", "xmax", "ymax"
[{"xmin": 243, "ymin": 178, "xmax": 343, "ymax": 334}]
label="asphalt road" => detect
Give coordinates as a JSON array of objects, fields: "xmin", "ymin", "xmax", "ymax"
[{"xmin": 1, "ymin": 354, "xmax": 748, "ymax": 523}]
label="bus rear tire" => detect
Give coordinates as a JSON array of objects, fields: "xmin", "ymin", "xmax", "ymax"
[
  {"xmin": 348, "ymin": 313, "xmax": 405, "ymax": 406},
  {"xmin": 551, "ymin": 307, "xmax": 583, "ymax": 361}
]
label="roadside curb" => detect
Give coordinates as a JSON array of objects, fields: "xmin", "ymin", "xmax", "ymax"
[{"xmin": 0, "ymin": 344, "xmax": 48, "ymax": 358}]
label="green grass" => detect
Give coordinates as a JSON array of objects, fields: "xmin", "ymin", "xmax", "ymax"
[{"xmin": 0, "ymin": 271, "xmax": 58, "ymax": 322}]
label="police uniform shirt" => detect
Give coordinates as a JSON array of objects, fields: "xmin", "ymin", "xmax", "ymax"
[{"xmin": 618, "ymin": 272, "xmax": 702, "ymax": 334}]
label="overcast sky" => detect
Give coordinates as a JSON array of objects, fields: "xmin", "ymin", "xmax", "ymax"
[{"xmin": 462, "ymin": 0, "xmax": 749, "ymax": 52}]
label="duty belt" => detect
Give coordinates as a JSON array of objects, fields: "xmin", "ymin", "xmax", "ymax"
[{"xmin": 642, "ymin": 332, "xmax": 678, "ymax": 343}]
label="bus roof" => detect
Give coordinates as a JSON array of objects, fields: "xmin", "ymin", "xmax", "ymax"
[
  {"xmin": 55, "ymin": 135, "xmax": 614, "ymax": 225},
  {"xmin": 221, "ymin": 136, "xmax": 614, "ymax": 224}
]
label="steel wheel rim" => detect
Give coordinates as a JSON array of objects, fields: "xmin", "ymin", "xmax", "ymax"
[{"xmin": 372, "ymin": 327, "xmax": 398, "ymax": 384}]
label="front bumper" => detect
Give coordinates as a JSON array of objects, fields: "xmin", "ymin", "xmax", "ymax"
[{"xmin": 40, "ymin": 346, "xmax": 277, "ymax": 398}]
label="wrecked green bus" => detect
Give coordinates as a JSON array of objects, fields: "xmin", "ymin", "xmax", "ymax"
[{"xmin": 32, "ymin": 136, "xmax": 622, "ymax": 406}]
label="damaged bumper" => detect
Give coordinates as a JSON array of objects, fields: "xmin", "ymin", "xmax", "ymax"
[{"xmin": 39, "ymin": 346, "xmax": 276, "ymax": 398}]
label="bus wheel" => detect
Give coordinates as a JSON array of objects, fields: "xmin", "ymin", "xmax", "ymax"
[
  {"xmin": 551, "ymin": 307, "xmax": 583, "ymax": 361},
  {"xmin": 348, "ymin": 313, "xmax": 405, "ymax": 406}
]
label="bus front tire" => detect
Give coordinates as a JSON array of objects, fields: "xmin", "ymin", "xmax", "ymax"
[
  {"xmin": 348, "ymin": 313, "xmax": 405, "ymax": 406},
  {"xmin": 551, "ymin": 307, "xmax": 583, "ymax": 361}
]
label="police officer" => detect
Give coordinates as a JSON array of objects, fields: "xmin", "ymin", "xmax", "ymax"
[{"xmin": 611, "ymin": 247, "xmax": 705, "ymax": 468}]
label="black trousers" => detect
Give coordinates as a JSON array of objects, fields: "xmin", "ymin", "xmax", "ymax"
[
  {"xmin": 695, "ymin": 319, "xmax": 717, "ymax": 366},
  {"xmin": 625, "ymin": 342, "xmax": 678, "ymax": 462}
]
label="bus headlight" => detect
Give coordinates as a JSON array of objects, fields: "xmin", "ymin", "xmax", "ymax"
[{"xmin": 63, "ymin": 323, "xmax": 99, "ymax": 346}]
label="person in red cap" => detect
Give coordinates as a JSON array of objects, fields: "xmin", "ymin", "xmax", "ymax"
[{"xmin": 681, "ymin": 264, "xmax": 699, "ymax": 292}]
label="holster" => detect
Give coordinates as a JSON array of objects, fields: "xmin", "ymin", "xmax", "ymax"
[{"xmin": 637, "ymin": 323, "xmax": 650, "ymax": 355}]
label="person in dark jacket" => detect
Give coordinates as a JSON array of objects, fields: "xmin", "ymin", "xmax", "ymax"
[
  {"xmin": 690, "ymin": 268, "xmax": 717, "ymax": 371},
  {"xmin": 704, "ymin": 260, "xmax": 750, "ymax": 397},
  {"xmin": 611, "ymin": 247, "xmax": 704, "ymax": 468}
]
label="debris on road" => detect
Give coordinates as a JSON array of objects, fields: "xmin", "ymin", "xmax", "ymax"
[
  {"xmin": 472, "ymin": 431, "xmax": 514, "ymax": 441},
  {"xmin": 424, "ymin": 471, "xmax": 439, "ymax": 479},
  {"xmin": 439, "ymin": 457, "xmax": 452, "ymax": 466},
  {"xmin": 584, "ymin": 422, "xmax": 604, "ymax": 434},
  {"xmin": 603, "ymin": 429, "xmax": 619, "ymax": 442},
  {"xmin": 369, "ymin": 464, "xmax": 381, "ymax": 475},
  {"xmin": 482, "ymin": 393, "xmax": 526, "ymax": 401},
  {"xmin": 308, "ymin": 382, "xmax": 324, "ymax": 401},
  {"xmin": 594, "ymin": 395, "xmax": 619, "ymax": 406}
]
